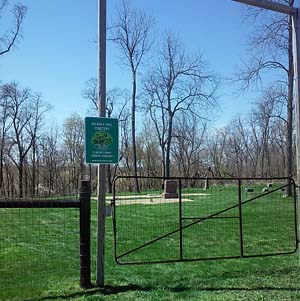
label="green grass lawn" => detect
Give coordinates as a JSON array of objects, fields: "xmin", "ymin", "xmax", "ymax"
[{"xmin": 1, "ymin": 182, "xmax": 300, "ymax": 301}]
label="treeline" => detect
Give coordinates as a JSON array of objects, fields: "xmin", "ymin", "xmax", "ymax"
[{"xmin": 0, "ymin": 81, "xmax": 290, "ymax": 197}]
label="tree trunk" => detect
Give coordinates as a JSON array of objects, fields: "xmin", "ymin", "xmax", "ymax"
[
  {"xmin": 131, "ymin": 70, "xmax": 140, "ymax": 192},
  {"xmin": 7, "ymin": 166, "xmax": 12, "ymax": 196},
  {"xmin": 36, "ymin": 157, "xmax": 40, "ymax": 196},
  {"xmin": 24, "ymin": 162, "xmax": 28, "ymax": 197},
  {"xmin": 18, "ymin": 159, "xmax": 23, "ymax": 198},
  {"xmin": 4, "ymin": 162, "xmax": 10, "ymax": 197},
  {"xmin": 286, "ymin": 13, "xmax": 294, "ymax": 196},
  {"xmin": 165, "ymin": 114, "xmax": 173, "ymax": 178},
  {"xmin": 32, "ymin": 144, "xmax": 36, "ymax": 197}
]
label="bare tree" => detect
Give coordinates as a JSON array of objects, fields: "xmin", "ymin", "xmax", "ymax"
[
  {"xmin": 236, "ymin": 0, "xmax": 294, "ymax": 193},
  {"xmin": 82, "ymin": 77, "xmax": 98, "ymax": 112},
  {"xmin": 118, "ymin": 107, "xmax": 131, "ymax": 176},
  {"xmin": 82, "ymin": 78, "xmax": 128, "ymax": 118},
  {"xmin": 63, "ymin": 114, "xmax": 85, "ymax": 191},
  {"xmin": 207, "ymin": 129, "xmax": 228, "ymax": 176},
  {"xmin": 110, "ymin": 0, "xmax": 153, "ymax": 192},
  {"xmin": 144, "ymin": 32, "xmax": 218, "ymax": 178},
  {"xmin": 26, "ymin": 96, "xmax": 51, "ymax": 196},
  {"xmin": 2, "ymin": 82, "xmax": 45, "ymax": 198},
  {"xmin": 5, "ymin": 83, "xmax": 31, "ymax": 198},
  {"xmin": 0, "ymin": 84, "xmax": 12, "ymax": 195},
  {"xmin": 172, "ymin": 114, "xmax": 207, "ymax": 179},
  {"xmin": 137, "ymin": 121, "xmax": 162, "ymax": 177},
  {"xmin": 0, "ymin": 0, "xmax": 27, "ymax": 56},
  {"xmin": 39, "ymin": 125, "xmax": 60, "ymax": 196},
  {"xmin": 208, "ymin": 93, "xmax": 288, "ymax": 178}
]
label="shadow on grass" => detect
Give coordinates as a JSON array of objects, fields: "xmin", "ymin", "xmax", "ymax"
[
  {"xmin": 33, "ymin": 283, "xmax": 300, "ymax": 300},
  {"xmin": 170, "ymin": 285, "xmax": 300, "ymax": 293},
  {"xmin": 34, "ymin": 284, "xmax": 152, "ymax": 300}
]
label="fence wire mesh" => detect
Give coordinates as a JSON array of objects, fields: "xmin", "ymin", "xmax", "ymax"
[
  {"xmin": 0, "ymin": 196, "xmax": 80, "ymax": 301},
  {"xmin": 113, "ymin": 177, "xmax": 298, "ymax": 264}
]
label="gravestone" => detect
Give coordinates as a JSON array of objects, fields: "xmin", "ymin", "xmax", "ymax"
[{"xmin": 163, "ymin": 180, "xmax": 178, "ymax": 199}]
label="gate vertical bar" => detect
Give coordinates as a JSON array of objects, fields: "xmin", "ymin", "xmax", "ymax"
[
  {"xmin": 293, "ymin": 180, "xmax": 299, "ymax": 249},
  {"xmin": 79, "ymin": 180, "xmax": 91, "ymax": 288},
  {"xmin": 178, "ymin": 179, "xmax": 183, "ymax": 260},
  {"xmin": 238, "ymin": 178, "xmax": 244, "ymax": 258},
  {"xmin": 112, "ymin": 178, "xmax": 118, "ymax": 262}
]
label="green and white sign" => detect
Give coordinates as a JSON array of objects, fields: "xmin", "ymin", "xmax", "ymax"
[{"xmin": 85, "ymin": 117, "xmax": 119, "ymax": 164}]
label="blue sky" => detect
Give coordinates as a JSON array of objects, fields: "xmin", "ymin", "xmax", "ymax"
[{"xmin": 0, "ymin": 0, "xmax": 274, "ymax": 128}]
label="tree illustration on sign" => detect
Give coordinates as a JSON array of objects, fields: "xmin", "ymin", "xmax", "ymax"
[{"xmin": 92, "ymin": 131, "xmax": 113, "ymax": 148}]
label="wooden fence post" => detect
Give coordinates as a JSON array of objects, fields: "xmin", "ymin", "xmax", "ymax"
[{"xmin": 79, "ymin": 180, "xmax": 91, "ymax": 288}]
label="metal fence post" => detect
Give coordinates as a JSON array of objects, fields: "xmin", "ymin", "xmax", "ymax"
[
  {"xmin": 238, "ymin": 178, "xmax": 244, "ymax": 258},
  {"xmin": 178, "ymin": 179, "xmax": 183, "ymax": 260},
  {"xmin": 79, "ymin": 180, "xmax": 91, "ymax": 288}
]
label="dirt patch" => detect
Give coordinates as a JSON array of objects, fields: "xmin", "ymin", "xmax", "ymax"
[
  {"xmin": 112, "ymin": 197, "xmax": 193, "ymax": 205},
  {"xmin": 92, "ymin": 192, "xmax": 209, "ymax": 205},
  {"xmin": 110, "ymin": 192, "xmax": 209, "ymax": 200},
  {"xmin": 182, "ymin": 192, "xmax": 210, "ymax": 196}
]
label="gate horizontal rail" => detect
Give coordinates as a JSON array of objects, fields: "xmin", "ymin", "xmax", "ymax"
[
  {"xmin": 112, "ymin": 176, "xmax": 298, "ymax": 265},
  {"xmin": 0, "ymin": 199, "xmax": 81, "ymax": 208}
]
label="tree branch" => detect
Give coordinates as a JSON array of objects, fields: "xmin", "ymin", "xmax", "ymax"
[{"xmin": 0, "ymin": 4, "xmax": 27, "ymax": 56}]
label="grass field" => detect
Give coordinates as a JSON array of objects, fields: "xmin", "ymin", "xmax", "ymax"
[{"xmin": 1, "ymin": 179, "xmax": 300, "ymax": 301}]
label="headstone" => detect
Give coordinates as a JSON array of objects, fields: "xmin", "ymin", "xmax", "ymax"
[
  {"xmin": 245, "ymin": 187, "xmax": 254, "ymax": 192},
  {"xmin": 163, "ymin": 180, "xmax": 178, "ymax": 199},
  {"xmin": 262, "ymin": 187, "xmax": 269, "ymax": 192},
  {"xmin": 267, "ymin": 183, "xmax": 273, "ymax": 188}
]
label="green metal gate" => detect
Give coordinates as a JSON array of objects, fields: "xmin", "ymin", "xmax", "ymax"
[{"xmin": 112, "ymin": 177, "xmax": 298, "ymax": 264}]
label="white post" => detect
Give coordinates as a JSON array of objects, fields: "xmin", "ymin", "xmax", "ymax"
[
  {"xmin": 292, "ymin": 9, "xmax": 300, "ymax": 264},
  {"xmin": 96, "ymin": 0, "xmax": 106, "ymax": 287}
]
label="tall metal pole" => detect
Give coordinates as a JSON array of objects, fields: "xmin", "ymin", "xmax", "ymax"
[
  {"xmin": 97, "ymin": 0, "xmax": 106, "ymax": 287},
  {"xmin": 291, "ymin": 9, "xmax": 300, "ymax": 266}
]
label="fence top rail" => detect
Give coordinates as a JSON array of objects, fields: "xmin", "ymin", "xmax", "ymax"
[
  {"xmin": 114, "ymin": 175, "xmax": 294, "ymax": 182},
  {"xmin": 0, "ymin": 199, "xmax": 80, "ymax": 209}
]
